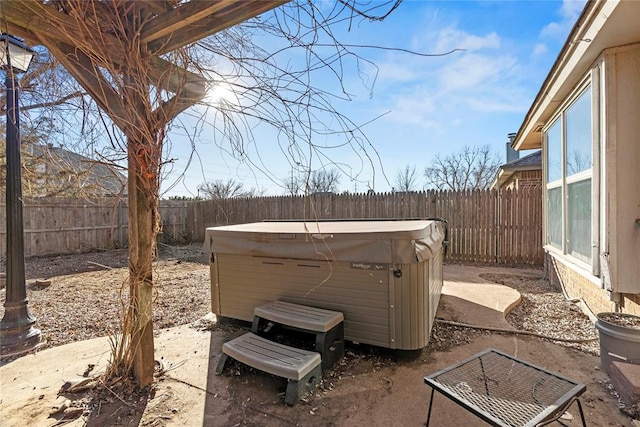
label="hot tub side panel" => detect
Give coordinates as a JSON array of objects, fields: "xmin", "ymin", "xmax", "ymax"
[
  {"xmin": 389, "ymin": 258, "xmax": 441, "ymax": 350},
  {"xmin": 212, "ymin": 253, "xmax": 392, "ymax": 348},
  {"xmin": 390, "ymin": 261, "xmax": 423, "ymax": 350},
  {"xmin": 429, "ymin": 250, "xmax": 444, "ymax": 337},
  {"xmin": 389, "ymin": 245, "xmax": 443, "ymax": 350}
]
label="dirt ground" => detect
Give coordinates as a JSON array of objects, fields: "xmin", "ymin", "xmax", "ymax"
[
  {"xmin": 0, "ymin": 245, "xmax": 637, "ymax": 426},
  {"xmin": 0, "ymin": 244, "xmax": 211, "ymax": 349}
]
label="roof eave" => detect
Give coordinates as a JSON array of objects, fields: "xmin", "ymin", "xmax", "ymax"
[{"xmin": 512, "ymin": 0, "xmax": 617, "ymax": 151}]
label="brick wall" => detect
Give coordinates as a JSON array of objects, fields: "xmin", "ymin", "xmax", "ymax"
[
  {"xmin": 545, "ymin": 252, "xmax": 640, "ymax": 315},
  {"xmin": 517, "ymin": 170, "xmax": 542, "ymax": 188},
  {"xmin": 625, "ymin": 294, "xmax": 640, "ymax": 314}
]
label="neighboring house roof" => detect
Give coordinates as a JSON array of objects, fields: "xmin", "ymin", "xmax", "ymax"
[
  {"xmin": 492, "ymin": 150, "xmax": 541, "ymax": 189},
  {"xmin": 501, "ymin": 150, "xmax": 541, "ymax": 170},
  {"xmin": 512, "ymin": 0, "xmax": 640, "ymax": 150},
  {"xmin": 28, "ymin": 144, "xmax": 127, "ymax": 197}
]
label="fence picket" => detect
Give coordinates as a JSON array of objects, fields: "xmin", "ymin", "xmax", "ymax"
[{"xmin": 0, "ymin": 189, "xmax": 543, "ymax": 264}]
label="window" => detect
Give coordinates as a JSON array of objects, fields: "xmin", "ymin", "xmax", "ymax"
[
  {"xmin": 565, "ymin": 89, "xmax": 592, "ymax": 176},
  {"xmin": 546, "ymin": 120, "xmax": 562, "ymax": 184},
  {"xmin": 544, "ymin": 84, "xmax": 593, "ymax": 264},
  {"xmin": 546, "ymin": 119, "xmax": 562, "ymax": 249},
  {"xmin": 567, "ymin": 179, "xmax": 591, "ymax": 259},
  {"xmin": 547, "ymin": 187, "xmax": 562, "ymax": 249}
]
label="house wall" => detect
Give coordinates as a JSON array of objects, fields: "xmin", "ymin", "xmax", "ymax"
[
  {"xmin": 603, "ymin": 43, "xmax": 640, "ymax": 294},
  {"xmin": 545, "ymin": 252, "xmax": 640, "ymax": 316},
  {"xmin": 542, "ymin": 44, "xmax": 640, "ymax": 313}
]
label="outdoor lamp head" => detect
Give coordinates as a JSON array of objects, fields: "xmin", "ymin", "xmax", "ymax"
[{"xmin": 0, "ymin": 34, "xmax": 35, "ymax": 73}]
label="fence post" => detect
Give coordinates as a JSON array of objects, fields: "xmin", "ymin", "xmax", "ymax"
[
  {"xmin": 118, "ymin": 198, "xmax": 125, "ymax": 248},
  {"xmin": 494, "ymin": 189, "xmax": 500, "ymax": 264}
]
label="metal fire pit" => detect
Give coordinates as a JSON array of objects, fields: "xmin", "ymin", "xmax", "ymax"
[{"xmin": 424, "ymin": 348, "xmax": 587, "ymax": 427}]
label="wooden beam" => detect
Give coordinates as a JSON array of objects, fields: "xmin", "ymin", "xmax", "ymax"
[
  {"xmin": 0, "ymin": 20, "xmax": 40, "ymax": 46},
  {"xmin": 1, "ymin": 1, "xmax": 78, "ymax": 47},
  {"xmin": 45, "ymin": 41, "xmax": 130, "ymax": 133},
  {"xmin": 140, "ymin": 0, "xmax": 236, "ymax": 44},
  {"xmin": 126, "ymin": 135, "xmax": 156, "ymax": 389},
  {"xmin": 125, "ymin": 0, "xmax": 175, "ymax": 17},
  {"xmin": 152, "ymin": 90, "xmax": 200, "ymax": 125},
  {"xmin": 149, "ymin": 56, "xmax": 207, "ymax": 97},
  {"xmin": 3, "ymin": 0, "xmax": 289, "ymax": 56},
  {"xmin": 2, "ymin": 0, "xmax": 206, "ymax": 97},
  {"xmin": 148, "ymin": 58, "xmax": 207, "ymax": 124},
  {"xmin": 149, "ymin": 1, "xmax": 289, "ymax": 55},
  {"xmin": 1, "ymin": 1, "xmax": 127, "ymax": 66}
]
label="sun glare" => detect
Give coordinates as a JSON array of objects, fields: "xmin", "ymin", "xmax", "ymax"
[{"xmin": 205, "ymin": 82, "xmax": 236, "ymax": 105}]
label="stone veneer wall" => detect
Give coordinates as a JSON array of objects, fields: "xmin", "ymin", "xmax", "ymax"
[{"xmin": 545, "ymin": 252, "xmax": 640, "ymax": 316}]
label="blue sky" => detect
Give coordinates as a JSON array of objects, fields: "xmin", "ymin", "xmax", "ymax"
[{"xmin": 161, "ymin": 0, "xmax": 586, "ymax": 198}]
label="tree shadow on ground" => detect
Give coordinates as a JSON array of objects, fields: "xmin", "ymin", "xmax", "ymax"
[{"xmin": 82, "ymin": 381, "xmax": 150, "ymax": 426}]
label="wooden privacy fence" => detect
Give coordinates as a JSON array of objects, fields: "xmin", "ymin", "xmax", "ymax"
[
  {"xmin": 189, "ymin": 187, "xmax": 544, "ymax": 265},
  {"xmin": 0, "ymin": 198, "xmax": 188, "ymax": 258},
  {"xmin": 0, "ymin": 188, "xmax": 543, "ymax": 264}
]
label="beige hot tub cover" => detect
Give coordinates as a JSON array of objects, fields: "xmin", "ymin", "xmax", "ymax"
[{"xmin": 204, "ymin": 220, "xmax": 445, "ymax": 264}]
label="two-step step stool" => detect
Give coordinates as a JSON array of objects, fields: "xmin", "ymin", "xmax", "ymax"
[{"xmin": 216, "ymin": 300, "xmax": 345, "ymax": 405}]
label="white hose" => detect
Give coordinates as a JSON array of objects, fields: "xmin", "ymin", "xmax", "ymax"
[{"xmin": 549, "ymin": 256, "xmax": 598, "ymax": 323}]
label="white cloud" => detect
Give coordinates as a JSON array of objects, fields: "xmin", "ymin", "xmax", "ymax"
[
  {"xmin": 560, "ymin": 0, "xmax": 587, "ymax": 21},
  {"xmin": 531, "ymin": 43, "xmax": 548, "ymax": 59},
  {"xmin": 376, "ymin": 59, "xmax": 421, "ymax": 84},
  {"xmin": 438, "ymin": 53, "xmax": 517, "ymax": 92},
  {"xmin": 540, "ymin": 0, "xmax": 587, "ymax": 40},
  {"xmin": 466, "ymin": 97, "xmax": 526, "ymax": 114},
  {"xmin": 386, "ymin": 89, "xmax": 439, "ymax": 129},
  {"xmin": 434, "ymin": 26, "xmax": 501, "ymax": 53},
  {"xmin": 382, "ymin": 49, "xmax": 527, "ymax": 130},
  {"xmin": 540, "ymin": 22, "xmax": 565, "ymax": 40},
  {"xmin": 355, "ymin": 4, "xmax": 575, "ymax": 131},
  {"xmin": 370, "ymin": 15, "xmax": 542, "ymax": 131},
  {"xmin": 374, "ymin": 24, "xmax": 502, "ymax": 89}
]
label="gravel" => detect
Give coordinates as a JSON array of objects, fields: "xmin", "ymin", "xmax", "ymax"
[
  {"xmin": 0, "ymin": 244, "xmax": 210, "ymax": 352},
  {"xmin": 482, "ymin": 272, "xmax": 599, "ymax": 355}
]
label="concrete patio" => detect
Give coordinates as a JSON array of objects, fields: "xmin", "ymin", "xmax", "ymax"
[{"xmin": 0, "ymin": 265, "xmax": 632, "ymax": 426}]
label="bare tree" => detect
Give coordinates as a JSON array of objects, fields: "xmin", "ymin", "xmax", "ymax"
[
  {"xmin": 198, "ymin": 178, "xmax": 261, "ymax": 199},
  {"xmin": 424, "ymin": 145, "xmax": 500, "ymax": 191},
  {"xmin": 284, "ymin": 168, "xmax": 343, "ymax": 195},
  {"xmin": 2, "ymin": 0, "xmax": 453, "ymax": 387},
  {"xmin": 566, "ymin": 149, "xmax": 591, "ymax": 175},
  {"xmin": 394, "ymin": 164, "xmax": 419, "ymax": 192},
  {"xmin": 283, "ymin": 172, "xmax": 305, "ymax": 196},
  {"xmin": 309, "ymin": 169, "xmax": 341, "ymax": 194}
]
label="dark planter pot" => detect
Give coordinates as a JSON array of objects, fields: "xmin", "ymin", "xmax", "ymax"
[{"xmin": 595, "ymin": 312, "xmax": 640, "ymax": 374}]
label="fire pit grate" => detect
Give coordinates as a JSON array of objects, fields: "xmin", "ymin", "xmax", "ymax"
[{"xmin": 424, "ymin": 348, "xmax": 587, "ymax": 427}]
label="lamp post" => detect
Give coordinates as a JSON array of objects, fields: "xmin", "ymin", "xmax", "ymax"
[{"xmin": 0, "ymin": 34, "xmax": 40, "ymax": 357}]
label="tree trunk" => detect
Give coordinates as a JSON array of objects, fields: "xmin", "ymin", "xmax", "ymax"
[{"xmin": 127, "ymin": 138, "xmax": 156, "ymax": 388}]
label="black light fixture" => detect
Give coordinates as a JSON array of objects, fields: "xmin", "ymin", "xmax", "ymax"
[{"xmin": 0, "ymin": 34, "xmax": 41, "ymax": 357}]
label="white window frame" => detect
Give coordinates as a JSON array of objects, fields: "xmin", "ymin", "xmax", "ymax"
[{"xmin": 543, "ymin": 76, "xmax": 597, "ymax": 272}]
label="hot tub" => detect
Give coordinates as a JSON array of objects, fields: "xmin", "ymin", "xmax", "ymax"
[{"xmin": 205, "ymin": 220, "xmax": 445, "ymax": 350}]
